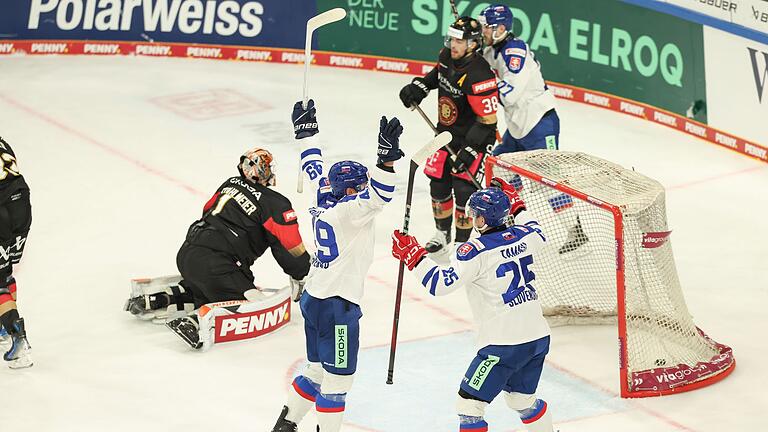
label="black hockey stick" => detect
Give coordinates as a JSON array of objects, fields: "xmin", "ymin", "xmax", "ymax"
[
  {"xmin": 387, "ymin": 131, "xmax": 453, "ymax": 385},
  {"xmin": 410, "ymin": 103, "xmax": 483, "ymax": 189},
  {"xmin": 448, "ymin": 0, "xmax": 459, "ymax": 19}
]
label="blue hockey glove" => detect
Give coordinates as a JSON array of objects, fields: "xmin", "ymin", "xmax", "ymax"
[
  {"xmin": 292, "ymin": 99, "xmax": 319, "ymax": 139},
  {"xmin": 377, "ymin": 116, "xmax": 405, "ymax": 164}
]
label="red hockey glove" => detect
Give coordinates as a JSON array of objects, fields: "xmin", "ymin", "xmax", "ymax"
[
  {"xmin": 391, "ymin": 230, "xmax": 428, "ymax": 271},
  {"xmin": 491, "ymin": 176, "xmax": 526, "ymax": 217}
]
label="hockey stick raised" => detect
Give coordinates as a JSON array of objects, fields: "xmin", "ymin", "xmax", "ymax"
[
  {"xmin": 297, "ymin": 7, "xmax": 347, "ymax": 194},
  {"xmin": 386, "ymin": 131, "xmax": 453, "ymax": 385},
  {"xmin": 448, "ymin": 0, "xmax": 459, "ymax": 19},
  {"xmin": 410, "ymin": 103, "xmax": 483, "ymax": 189}
]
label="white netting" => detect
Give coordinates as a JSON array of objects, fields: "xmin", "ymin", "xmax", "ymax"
[{"xmin": 489, "ymin": 150, "xmax": 733, "ymax": 396}]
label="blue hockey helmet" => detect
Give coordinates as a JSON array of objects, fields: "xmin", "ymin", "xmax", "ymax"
[
  {"xmin": 466, "ymin": 187, "xmax": 511, "ymax": 229},
  {"xmin": 328, "ymin": 160, "xmax": 369, "ymax": 198},
  {"xmin": 479, "ymin": 4, "xmax": 514, "ymax": 31}
]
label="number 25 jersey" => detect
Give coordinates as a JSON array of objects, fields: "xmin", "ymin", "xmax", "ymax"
[{"xmin": 413, "ymin": 210, "xmax": 551, "ymax": 348}]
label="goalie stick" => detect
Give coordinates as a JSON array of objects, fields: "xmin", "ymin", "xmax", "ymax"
[
  {"xmin": 297, "ymin": 7, "xmax": 347, "ymax": 194},
  {"xmin": 410, "ymin": 103, "xmax": 484, "ymax": 189},
  {"xmin": 386, "ymin": 131, "xmax": 453, "ymax": 385}
]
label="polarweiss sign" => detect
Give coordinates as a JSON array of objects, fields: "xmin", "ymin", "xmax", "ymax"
[
  {"xmin": 5, "ymin": 0, "xmax": 312, "ymax": 47},
  {"xmin": 28, "ymin": 0, "xmax": 264, "ymax": 36}
]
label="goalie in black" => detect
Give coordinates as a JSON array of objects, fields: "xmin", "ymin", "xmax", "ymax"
[{"xmin": 125, "ymin": 147, "xmax": 311, "ymax": 348}]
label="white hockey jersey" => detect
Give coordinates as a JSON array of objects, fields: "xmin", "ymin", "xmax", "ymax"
[
  {"xmin": 412, "ymin": 210, "xmax": 551, "ymax": 348},
  {"xmin": 483, "ymin": 37, "xmax": 557, "ymax": 139},
  {"xmin": 298, "ymin": 135, "xmax": 396, "ymax": 305}
]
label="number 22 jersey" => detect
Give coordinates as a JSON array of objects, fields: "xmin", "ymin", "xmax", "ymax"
[{"xmin": 298, "ymin": 135, "xmax": 397, "ymax": 305}]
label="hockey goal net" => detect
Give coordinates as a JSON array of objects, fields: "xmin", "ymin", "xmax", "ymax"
[{"xmin": 485, "ymin": 151, "xmax": 735, "ymax": 398}]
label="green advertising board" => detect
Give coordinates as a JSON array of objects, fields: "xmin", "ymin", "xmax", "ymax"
[{"xmin": 317, "ymin": 0, "xmax": 706, "ymax": 120}]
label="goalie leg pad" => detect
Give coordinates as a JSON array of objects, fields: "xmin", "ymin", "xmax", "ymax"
[{"xmin": 126, "ymin": 276, "xmax": 195, "ymax": 321}]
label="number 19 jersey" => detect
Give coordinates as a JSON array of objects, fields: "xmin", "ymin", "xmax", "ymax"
[
  {"xmin": 413, "ymin": 210, "xmax": 551, "ymax": 348},
  {"xmin": 299, "ymin": 136, "xmax": 397, "ymax": 305}
]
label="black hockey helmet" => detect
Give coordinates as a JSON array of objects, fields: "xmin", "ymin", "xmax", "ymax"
[{"xmin": 444, "ymin": 16, "xmax": 483, "ymax": 50}]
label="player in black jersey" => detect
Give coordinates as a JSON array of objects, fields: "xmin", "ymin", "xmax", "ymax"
[
  {"xmin": 127, "ymin": 147, "xmax": 311, "ymax": 345},
  {"xmin": 176, "ymin": 147, "xmax": 310, "ymax": 306},
  {"xmin": 399, "ymin": 16, "xmax": 500, "ymax": 255},
  {"xmin": 0, "ymin": 136, "xmax": 32, "ymax": 369}
]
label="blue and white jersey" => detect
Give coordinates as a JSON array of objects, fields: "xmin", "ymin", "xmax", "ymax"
[
  {"xmin": 412, "ymin": 210, "xmax": 551, "ymax": 348},
  {"xmin": 298, "ymin": 135, "xmax": 396, "ymax": 305},
  {"xmin": 483, "ymin": 37, "xmax": 557, "ymax": 139}
]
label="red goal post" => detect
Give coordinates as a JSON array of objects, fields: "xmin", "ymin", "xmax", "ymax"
[{"xmin": 484, "ymin": 151, "xmax": 735, "ymax": 398}]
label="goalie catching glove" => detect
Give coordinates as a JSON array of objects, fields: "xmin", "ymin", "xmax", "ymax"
[
  {"xmin": 490, "ymin": 176, "xmax": 526, "ymax": 217},
  {"xmin": 391, "ymin": 230, "xmax": 428, "ymax": 271}
]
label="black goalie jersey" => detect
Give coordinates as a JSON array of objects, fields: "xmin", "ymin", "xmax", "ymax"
[
  {"xmin": 421, "ymin": 48, "xmax": 499, "ymax": 152},
  {"xmin": 187, "ymin": 176, "xmax": 310, "ymax": 281}
]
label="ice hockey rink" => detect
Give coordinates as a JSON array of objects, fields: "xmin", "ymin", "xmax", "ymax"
[{"xmin": 1, "ymin": 54, "xmax": 766, "ymax": 432}]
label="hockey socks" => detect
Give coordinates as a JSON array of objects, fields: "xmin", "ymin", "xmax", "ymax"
[
  {"xmin": 519, "ymin": 399, "xmax": 553, "ymax": 432},
  {"xmin": 459, "ymin": 415, "xmax": 488, "ymax": 431},
  {"xmin": 316, "ymin": 392, "xmax": 346, "ymax": 432},
  {"xmin": 286, "ymin": 375, "xmax": 321, "ymax": 423}
]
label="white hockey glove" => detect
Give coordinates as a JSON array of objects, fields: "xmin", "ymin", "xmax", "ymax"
[{"xmin": 289, "ymin": 277, "xmax": 305, "ymax": 302}]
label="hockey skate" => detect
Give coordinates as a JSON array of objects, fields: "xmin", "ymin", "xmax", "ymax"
[
  {"xmin": 271, "ymin": 405, "xmax": 298, "ymax": 432},
  {"xmin": 425, "ymin": 229, "xmax": 451, "ymax": 255},
  {"xmin": 165, "ymin": 315, "xmax": 202, "ymax": 350},
  {"xmin": 559, "ymin": 216, "xmax": 589, "ymax": 255},
  {"xmin": 4, "ymin": 318, "xmax": 32, "ymax": 369},
  {"xmin": 125, "ymin": 293, "xmax": 170, "ymax": 317}
]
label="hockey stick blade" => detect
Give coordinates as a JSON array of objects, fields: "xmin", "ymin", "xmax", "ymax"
[
  {"xmin": 302, "ymin": 8, "xmax": 347, "ymax": 106},
  {"xmin": 307, "ymin": 8, "xmax": 347, "ymax": 32},
  {"xmin": 411, "ymin": 131, "xmax": 452, "ymax": 168}
]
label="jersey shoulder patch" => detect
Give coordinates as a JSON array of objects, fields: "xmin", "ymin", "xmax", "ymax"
[
  {"xmin": 456, "ymin": 238, "xmax": 486, "ymax": 261},
  {"xmin": 500, "ymin": 39, "xmax": 528, "ymax": 74}
]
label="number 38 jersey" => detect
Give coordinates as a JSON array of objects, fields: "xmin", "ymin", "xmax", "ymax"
[
  {"xmin": 298, "ymin": 136, "xmax": 396, "ymax": 305},
  {"xmin": 412, "ymin": 210, "xmax": 551, "ymax": 348},
  {"xmin": 420, "ymin": 49, "xmax": 499, "ymax": 151},
  {"xmin": 0, "ymin": 137, "xmax": 29, "ymax": 203}
]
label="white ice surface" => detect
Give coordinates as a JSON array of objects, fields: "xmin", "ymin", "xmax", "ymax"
[{"xmin": 0, "ymin": 55, "xmax": 766, "ymax": 432}]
